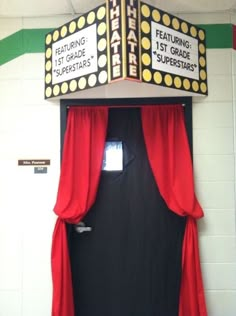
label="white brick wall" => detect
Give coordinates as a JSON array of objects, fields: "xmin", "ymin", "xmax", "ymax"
[
  {"xmin": 0, "ymin": 13, "xmax": 236, "ymax": 316},
  {"xmin": 192, "ymin": 45, "xmax": 236, "ymax": 316},
  {"xmin": 0, "ymin": 19, "xmax": 61, "ymax": 315}
]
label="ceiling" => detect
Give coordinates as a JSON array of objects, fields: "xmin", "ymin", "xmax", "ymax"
[{"xmin": 0, "ymin": 0, "xmax": 236, "ymax": 18}]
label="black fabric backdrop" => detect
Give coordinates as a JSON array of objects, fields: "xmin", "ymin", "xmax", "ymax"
[{"xmin": 67, "ymin": 108, "xmax": 186, "ymax": 316}]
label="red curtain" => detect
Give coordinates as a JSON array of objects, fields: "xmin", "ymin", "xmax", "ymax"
[
  {"xmin": 141, "ymin": 105, "xmax": 207, "ymax": 316},
  {"xmin": 51, "ymin": 106, "xmax": 108, "ymax": 316}
]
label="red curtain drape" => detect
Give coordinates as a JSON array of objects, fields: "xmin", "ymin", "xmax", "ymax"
[
  {"xmin": 141, "ymin": 105, "xmax": 207, "ymax": 316},
  {"xmin": 51, "ymin": 106, "xmax": 108, "ymax": 316}
]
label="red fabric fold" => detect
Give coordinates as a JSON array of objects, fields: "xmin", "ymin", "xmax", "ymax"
[
  {"xmin": 141, "ymin": 105, "xmax": 207, "ymax": 316},
  {"xmin": 51, "ymin": 107, "xmax": 108, "ymax": 316},
  {"xmin": 179, "ymin": 218, "xmax": 207, "ymax": 316},
  {"xmin": 51, "ymin": 218, "xmax": 74, "ymax": 316}
]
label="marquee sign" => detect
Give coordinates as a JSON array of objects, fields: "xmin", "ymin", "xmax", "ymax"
[
  {"xmin": 107, "ymin": 0, "xmax": 140, "ymax": 81},
  {"xmin": 45, "ymin": 0, "xmax": 207, "ymax": 98},
  {"xmin": 151, "ymin": 23, "xmax": 199, "ymax": 80},
  {"xmin": 52, "ymin": 24, "xmax": 98, "ymax": 85},
  {"xmin": 45, "ymin": 4, "xmax": 108, "ymax": 98},
  {"xmin": 140, "ymin": 2, "xmax": 207, "ymax": 95}
]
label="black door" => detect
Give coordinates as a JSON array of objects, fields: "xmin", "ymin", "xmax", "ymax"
[{"xmin": 68, "ymin": 107, "xmax": 186, "ymax": 316}]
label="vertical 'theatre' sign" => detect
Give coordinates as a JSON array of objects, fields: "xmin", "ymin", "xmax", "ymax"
[
  {"xmin": 107, "ymin": 0, "xmax": 124, "ymax": 80},
  {"xmin": 125, "ymin": 0, "xmax": 140, "ymax": 80},
  {"xmin": 107, "ymin": 0, "xmax": 140, "ymax": 82}
]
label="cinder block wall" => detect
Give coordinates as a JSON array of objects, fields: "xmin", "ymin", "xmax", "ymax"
[
  {"xmin": 179, "ymin": 12, "xmax": 236, "ymax": 316},
  {"xmin": 193, "ymin": 48, "xmax": 236, "ymax": 315},
  {"xmin": 0, "ymin": 12, "xmax": 236, "ymax": 316}
]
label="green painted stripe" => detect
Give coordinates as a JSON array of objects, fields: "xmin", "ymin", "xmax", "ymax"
[
  {"xmin": 233, "ymin": 25, "xmax": 236, "ymax": 49},
  {"xmin": 0, "ymin": 31, "xmax": 24, "ymax": 65},
  {"xmin": 23, "ymin": 29, "xmax": 53, "ymax": 53},
  {"xmin": 0, "ymin": 28, "xmax": 53, "ymax": 65},
  {"xmin": 0, "ymin": 24, "xmax": 234, "ymax": 65},
  {"xmin": 198, "ymin": 24, "xmax": 233, "ymax": 48}
]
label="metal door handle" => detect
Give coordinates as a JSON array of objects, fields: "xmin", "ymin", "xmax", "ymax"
[{"xmin": 74, "ymin": 222, "xmax": 92, "ymax": 233}]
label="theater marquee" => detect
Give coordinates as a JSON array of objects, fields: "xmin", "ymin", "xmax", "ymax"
[
  {"xmin": 140, "ymin": 2, "xmax": 207, "ymax": 95},
  {"xmin": 45, "ymin": 0, "xmax": 207, "ymax": 99},
  {"xmin": 45, "ymin": 4, "xmax": 108, "ymax": 98}
]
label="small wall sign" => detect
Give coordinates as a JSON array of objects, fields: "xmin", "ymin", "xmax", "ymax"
[
  {"xmin": 34, "ymin": 167, "xmax": 48, "ymax": 174},
  {"xmin": 18, "ymin": 159, "xmax": 50, "ymax": 166}
]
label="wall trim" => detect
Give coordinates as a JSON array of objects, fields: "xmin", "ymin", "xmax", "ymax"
[
  {"xmin": 0, "ymin": 28, "xmax": 52, "ymax": 65},
  {"xmin": 0, "ymin": 24, "xmax": 235, "ymax": 66}
]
